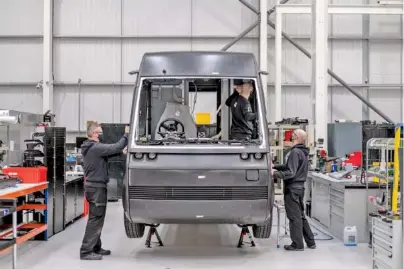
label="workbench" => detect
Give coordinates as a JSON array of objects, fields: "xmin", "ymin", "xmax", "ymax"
[
  {"xmin": 309, "ymin": 172, "xmax": 380, "ymax": 243},
  {"xmin": 0, "ymin": 182, "xmax": 48, "ymax": 269}
]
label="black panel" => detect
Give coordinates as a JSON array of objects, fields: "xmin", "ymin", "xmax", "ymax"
[
  {"xmin": 65, "ymin": 181, "xmax": 76, "ymax": 224},
  {"xmin": 100, "ymin": 123, "xmax": 127, "ymax": 200},
  {"xmin": 107, "ymin": 161, "xmax": 125, "ymax": 200},
  {"xmin": 100, "ymin": 123, "xmax": 127, "ymax": 162},
  {"xmin": 47, "ymin": 181, "xmax": 54, "ymax": 237},
  {"xmin": 128, "ymin": 186, "xmax": 268, "ymax": 200},
  {"xmin": 53, "ymin": 184, "xmax": 65, "ymax": 234},
  {"xmin": 43, "ymin": 127, "xmax": 66, "ymax": 236}
]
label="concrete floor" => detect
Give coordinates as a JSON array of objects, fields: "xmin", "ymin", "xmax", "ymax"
[{"xmin": 0, "ymin": 202, "xmax": 372, "ymax": 269}]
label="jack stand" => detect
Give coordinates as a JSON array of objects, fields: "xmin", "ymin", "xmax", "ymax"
[
  {"xmin": 237, "ymin": 226, "xmax": 256, "ymax": 248},
  {"xmin": 145, "ymin": 225, "xmax": 164, "ymax": 248}
]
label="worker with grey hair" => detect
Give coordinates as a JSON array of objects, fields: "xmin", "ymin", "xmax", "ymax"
[
  {"xmin": 79, "ymin": 122, "xmax": 129, "ymax": 260},
  {"xmin": 272, "ymin": 129, "xmax": 316, "ymax": 251}
]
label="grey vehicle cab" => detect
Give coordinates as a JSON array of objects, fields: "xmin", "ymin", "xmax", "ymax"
[{"xmin": 123, "ymin": 51, "xmax": 274, "ymax": 240}]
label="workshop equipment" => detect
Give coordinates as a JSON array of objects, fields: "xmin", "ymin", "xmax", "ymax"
[
  {"xmin": 372, "ymin": 217, "xmax": 402, "ymax": 269},
  {"xmin": 64, "ymin": 173, "xmax": 84, "ymax": 226},
  {"xmin": 0, "ymin": 174, "xmax": 18, "ymax": 190},
  {"xmin": 327, "ymin": 122, "xmax": 362, "ymax": 159},
  {"xmin": 2, "ymin": 167, "xmax": 47, "ymax": 184},
  {"xmin": 362, "ymin": 122, "xmax": 395, "ymax": 167},
  {"xmin": 0, "ymin": 110, "xmax": 43, "ymax": 166},
  {"xmin": 344, "ymin": 151, "xmax": 362, "ymax": 168},
  {"xmin": 316, "ymin": 148, "xmax": 327, "ymax": 172}
]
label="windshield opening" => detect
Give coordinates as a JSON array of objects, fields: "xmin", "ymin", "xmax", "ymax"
[{"xmin": 133, "ymin": 77, "xmax": 263, "ymax": 146}]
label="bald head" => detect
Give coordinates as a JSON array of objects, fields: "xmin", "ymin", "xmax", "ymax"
[{"xmin": 292, "ymin": 129, "xmax": 307, "ymax": 144}]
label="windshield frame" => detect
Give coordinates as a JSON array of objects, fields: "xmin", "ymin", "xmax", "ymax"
[{"xmin": 130, "ymin": 76, "xmax": 268, "ymax": 151}]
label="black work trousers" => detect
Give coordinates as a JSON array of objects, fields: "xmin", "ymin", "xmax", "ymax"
[
  {"xmin": 80, "ymin": 186, "xmax": 108, "ymax": 255},
  {"xmin": 284, "ymin": 188, "xmax": 315, "ymax": 249}
]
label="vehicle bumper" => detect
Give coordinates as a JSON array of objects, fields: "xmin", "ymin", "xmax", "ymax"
[{"xmin": 127, "ymin": 199, "xmax": 270, "ymax": 224}]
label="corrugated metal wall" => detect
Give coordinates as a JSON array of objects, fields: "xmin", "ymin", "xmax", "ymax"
[{"xmin": 0, "ymin": 0, "xmax": 402, "ymax": 142}]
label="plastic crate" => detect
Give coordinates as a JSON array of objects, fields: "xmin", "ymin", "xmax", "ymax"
[{"xmin": 2, "ymin": 167, "xmax": 48, "ymax": 184}]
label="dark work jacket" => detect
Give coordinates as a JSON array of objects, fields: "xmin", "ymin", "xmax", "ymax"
[
  {"xmin": 225, "ymin": 91, "xmax": 239, "ymax": 107},
  {"xmin": 81, "ymin": 134, "xmax": 128, "ymax": 188},
  {"xmin": 230, "ymin": 95, "xmax": 256, "ymax": 138},
  {"xmin": 273, "ymin": 144, "xmax": 309, "ymax": 190}
]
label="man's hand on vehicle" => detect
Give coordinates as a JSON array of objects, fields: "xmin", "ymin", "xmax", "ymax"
[{"xmin": 125, "ymin": 125, "xmax": 130, "ymax": 134}]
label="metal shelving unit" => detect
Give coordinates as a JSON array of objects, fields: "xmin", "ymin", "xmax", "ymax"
[{"xmin": 0, "ymin": 198, "xmax": 17, "ymax": 268}]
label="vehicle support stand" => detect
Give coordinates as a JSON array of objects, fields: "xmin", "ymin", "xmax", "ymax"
[
  {"xmin": 237, "ymin": 226, "xmax": 256, "ymax": 248},
  {"xmin": 145, "ymin": 225, "xmax": 164, "ymax": 248}
]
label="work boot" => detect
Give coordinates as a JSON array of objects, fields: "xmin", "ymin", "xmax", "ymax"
[
  {"xmin": 95, "ymin": 248, "xmax": 111, "ymax": 256},
  {"xmin": 307, "ymin": 244, "xmax": 316, "ymax": 249},
  {"xmin": 284, "ymin": 245, "xmax": 304, "ymax": 251},
  {"xmin": 80, "ymin": 252, "xmax": 103, "ymax": 260}
]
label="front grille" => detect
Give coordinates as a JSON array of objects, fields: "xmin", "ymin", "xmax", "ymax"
[{"xmin": 128, "ymin": 186, "xmax": 268, "ymax": 200}]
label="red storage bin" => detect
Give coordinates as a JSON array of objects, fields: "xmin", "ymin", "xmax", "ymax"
[
  {"xmin": 284, "ymin": 130, "xmax": 294, "ymax": 141},
  {"xmin": 2, "ymin": 167, "xmax": 48, "ymax": 184}
]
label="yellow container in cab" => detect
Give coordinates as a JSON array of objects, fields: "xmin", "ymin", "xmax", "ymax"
[{"xmin": 195, "ymin": 113, "xmax": 211, "ymax": 125}]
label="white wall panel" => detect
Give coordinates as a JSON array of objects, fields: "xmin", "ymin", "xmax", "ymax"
[
  {"xmin": 283, "ymin": 40, "xmax": 312, "ymax": 83},
  {"xmin": 0, "ymin": 87, "xmax": 42, "ymax": 114},
  {"xmin": 192, "ymin": 0, "xmax": 257, "ymax": 36},
  {"xmin": 282, "ymin": 87, "xmax": 312, "ymax": 119},
  {"xmin": 54, "ymin": 86, "xmax": 120, "ymax": 131},
  {"xmin": 369, "ymin": 89, "xmax": 401, "ymax": 122},
  {"xmin": 331, "ymin": 40, "xmax": 362, "ymax": 84},
  {"xmin": 369, "ymin": 15, "xmax": 401, "ymax": 37},
  {"xmin": 54, "ymin": 0, "xmax": 121, "ymax": 36},
  {"xmin": 121, "ymin": 86, "xmax": 134, "ymax": 123},
  {"xmin": 332, "ymin": 15, "xmax": 362, "ymax": 36},
  {"xmin": 369, "ymin": 41, "xmax": 401, "ymax": 84},
  {"xmin": 0, "ymin": 0, "xmax": 43, "ymax": 35},
  {"xmin": 0, "ymin": 40, "xmax": 43, "ymax": 82},
  {"xmin": 53, "ymin": 39, "xmax": 121, "ymax": 82},
  {"xmin": 330, "ymin": 87, "xmax": 363, "ymax": 121},
  {"xmin": 53, "ymin": 86, "xmax": 80, "ymax": 130},
  {"xmin": 123, "ymin": 0, "xmax": 191, "ymax": 36},
  {"xmin": 331, "ymin": 0, "xmax": 362, "ymax": 36},
  {"xmin": 122, "ymin": 39, "xmax": 191, "ymax": 82}
]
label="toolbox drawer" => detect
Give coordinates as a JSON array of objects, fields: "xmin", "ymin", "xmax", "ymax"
[
  {"xmin": 374, "ymin": 218, "xmax": 393, "ymax": 233},
  {"xmin": 330, "ymin": 203, "xmax": 344, "ymax": 219},
  {"xmin": 373, "ymin": 258, "xmax": 391, "ymax": 269},
  {"xmin": 373, "ymin": 235, "xmax": 393, "ymax": 253},
  {"xmin": 330, "ymin": 190, "xmax": 344, "ymax": 200},
  {"xmin": 373, "ymin": 245, "xmax": 393, "ymax": 267},
  {"xmin": 330, "ymin": 186, "xmax": 344, "ymax": 197},
  {"xmin": 372, "ymin": 227, "xmax": 393, "ymax": 244}
]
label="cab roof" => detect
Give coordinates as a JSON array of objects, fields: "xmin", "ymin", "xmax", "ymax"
[{"xmin": 138, "ymin": 51, "xmax": 258, "ymax": 78}]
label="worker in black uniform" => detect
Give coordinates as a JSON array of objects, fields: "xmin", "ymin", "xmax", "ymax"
[
  {"xmin": 272, "ymin": 129, "xmax": 316, "ymax": 251},
  {"xmin": 79, "ymin": 122, "xmax": 129, "ymax": 260},
  {"xmin": 228, "ymin": 79, "xmax": 257, "ymax": 140}
]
